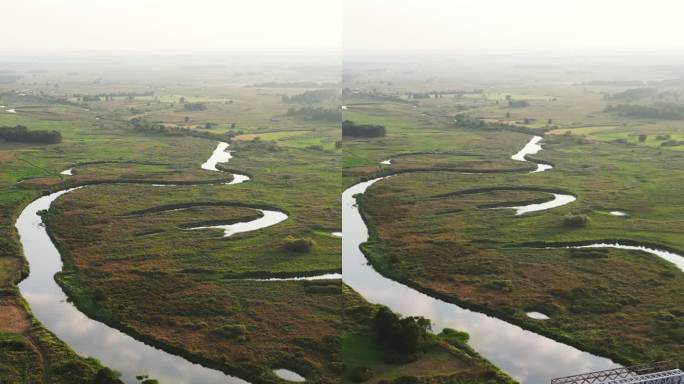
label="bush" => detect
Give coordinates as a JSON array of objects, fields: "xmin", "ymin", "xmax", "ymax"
[
  {"xmin": 439, "ymin": 328, "xmax": 470, "ymax": 345},
  {"xmin": 93, "ymin": 368, "xmax": 123, "ymax": 384},
  {"xmin": 563, "ymin": 214, "xmax": 589, "ymax": 228},
  {"xmin": 283, "ymin": 237, "xmax": 316, "ymax": 253}
]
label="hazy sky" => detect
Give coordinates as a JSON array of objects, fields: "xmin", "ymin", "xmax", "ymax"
[
  {"xmin": 344, "ymin": 0, "xmax": 684, "ymax": 52},
  {"xmin": 1, "ymin": 0, "xmax": 341, "ymax": 53},
  {"xmin": 4, "ymin": 1, "xmax": 684, "ymax": 54}
]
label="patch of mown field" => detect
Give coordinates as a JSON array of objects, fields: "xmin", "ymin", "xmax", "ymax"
[
  {"xmin": 343, "ymin": 286, "xmax": 515, "ymax": 384},
  {"xmin": 357, "ymin": 133, "xmax": 684, "ymax": 367}
]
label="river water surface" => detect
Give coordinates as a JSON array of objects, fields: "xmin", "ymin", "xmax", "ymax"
[
  {"xmin": 13, "ymin": 142, "xmax": 275, "ymax": 383},
  {"xmin": 343, "ymin": 136, "xmax": 624, "ymax": 383}
]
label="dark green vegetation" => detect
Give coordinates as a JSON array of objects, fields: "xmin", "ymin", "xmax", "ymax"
[
  {"xmin": 0, "ymin": 57, "xmax": 341, "ymax": 383},
  {"xmin": 343, "ymin": 59, "xmax": 684, "ymax": 372},
  {"xmin": 343, "ymin": 287, "xmax": 515, "ymax": 384},
  {"xmin": 342, "ymin": 120, "xmax": 386, "ymax": 137},
  {"xmin": 0, "ymin": 125, "xmax": 62, "ymax": 143}
]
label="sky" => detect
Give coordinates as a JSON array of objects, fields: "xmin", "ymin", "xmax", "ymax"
[
  {"xmin": 0, "ymin": 0, "xmax": 341, "ymax": 53},
  {"xmin": 3, "ymin": 0, "xmax": 684, "ymax": 54},
  {"xmin": 344, "ymin": 0, "xmax": 684, "ymax": 53}
]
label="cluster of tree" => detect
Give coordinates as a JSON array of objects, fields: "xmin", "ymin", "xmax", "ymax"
[
  {"xmin": 0, "ymin": 125, "xmax": 62, "ymax": 144},
  {"xmin": 406, "ymin": 89, "xmax": 484, "ymax": 99},
  {"xmin": 341, "ymin": 88, "xmax": 412, "ymax": 104},
  {"xmin": 281, "ymin": 89, "xmax": 338, "ymax": 103},
  {"xmin": 605, "ymin": 103, "xmax": 684, "ymax": 120},
  {"xmin": 661, "ymin": 139, "xmax": 684, "ymax": 147},
  {"xmin": 453, "ymin": 115, "xmax": 536, "ymax": 134},
  {"xmin": 373, "ymin": 306, "xmax": 431, "ymax": 354},
  {"xmin": 507, "ymin": 99, "xmax": 530, "ymax": 108},
  {"xmin": 603, "ymin": 88, "xmax": 659, "ymax": 101},
  {"xmin": 183, "ymin": 102, "xmax": 207, "ymax": 111},
  {"xmin": 128, "ymin": 118, "xmax": 226, "ymax": 140},
  {"xmin": 76, "ymin": 91, "xmax": 154, "ymax": 102},
  {"xmin": 342, "ymin": 120, "xmax": 386, "ymax": 137},
  {"xmin": 286, "ymin": 107, "xmax": 339, "ymax": 122}
]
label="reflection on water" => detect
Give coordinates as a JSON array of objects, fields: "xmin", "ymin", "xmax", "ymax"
[
  {"xmin": 273, "ymin": 369, "xmax": 306, "ymax": 382},
  {"xmin": 201, "ymin": 142, "xmax": 232, "ymax": 171},
  {"xmin": 512, "ymin": 135, "xmax": 554, "ymax": 174},
  {"xmin": 246, "ymin": 273, "xmax": 341, "ymax": 281},
  {"xmin": 505, "ymin": 193, "xmax": 576, "ymax": 215},
  {"xmin": 342, "ymin": 179, "xmax": 619, "ymax": 384},
  {"xmin": 526, "ymin": 312, "xmax": 550, "ymax": 320},
  {"xmin": 16, "ymin": 188, "xmax": 249, "ymax": 384},
  {"xmin": 565, "ymin": 243, "xmax": 684, "ymax": 272},
  {"xmin": 186, "ymin": 209, "xmax": 287, "ymax": 237},
  {"xmin": 227, "ymin": 173, "xmax": 250, "ymax": 185}
]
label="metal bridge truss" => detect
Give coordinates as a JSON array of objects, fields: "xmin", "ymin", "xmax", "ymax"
[{"xmin": 552, "ymin": 361, "xmax": 683, "ymax": 384}]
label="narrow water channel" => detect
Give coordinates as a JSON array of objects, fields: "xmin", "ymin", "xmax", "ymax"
[
  {"xmin": 14, "ymin": 141, "xmax": 269, "ymax": 383},
  {"xmin": 343, "ymin": 136, "xmax": 623, "ymax": 383}
]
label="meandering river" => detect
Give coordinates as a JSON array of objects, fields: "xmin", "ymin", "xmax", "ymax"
[
  {"xmin": 14, "ymin": 141, "xmax": 284, "ymax": 383},
  {"xmin": 343, "ymin": 136, "xmax": 625, "ymax": 383}
]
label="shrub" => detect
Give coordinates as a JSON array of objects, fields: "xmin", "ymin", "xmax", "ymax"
[
  {"xmin": 439, "ymin": 328, "xmax": 470, "ymax": 346},
  {"xmin": 93, "ymin": 368, "xmax": 123, "ymax": 384},
  {"xmin": 638, "ymin": 133, "xmax": 648, "ymax": 142},
  {"xmin": 283, "ymin": 237, "xmax": 316, "ymax": 253},
  {"xmin": 563, "ymin": 214, "xmax": 589, "ymax": 228}
]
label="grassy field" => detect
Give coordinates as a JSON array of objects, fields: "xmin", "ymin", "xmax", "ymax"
[
  {"xmin": 342, "ymin": 286, "xmax": 515, "ymax": 384},
  {"xmin": 0, "ymin": 58, "xmax": 342, "ymax": 383},
  {"xmin": 342, "ymin": 62, "xmax": 684, "ymax": 374}
]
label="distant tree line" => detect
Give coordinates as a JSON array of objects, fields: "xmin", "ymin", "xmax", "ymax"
[
  {"xmin": 183, "ymin": 102, "xmax": 207, "ymax": 111},
  {"xmin": 281, "ymin": 89, "xmax": 338, "ymax": 103},
  {"xmin": 342, "ymin": 120, "xmax": 386, "ymax": 137},
  {"xmin": 76, "ymin": 91, "xmax": 154, "ymax": 102},
  {"xmin": 453, "ymin": 115, "xmax": 537, "ymax": 134},
  {"xmin": 605, "ymin": 103, "xmax": 684, "ymax": 120},
  {"xmin": 128, "ymin": 118, "xmax": 227, "ymax": 140},
  {"xmin": 373, "ymin": 306, "xmax": 431, "ymax": 354},
  {"xmin": 603, "ymin": 88, "xmax": 660, "ymax": 102},
  {"xmin": 577, "ymin": 78, "xmax": 684, "ymax": 87},
  {"xmin": 507, "ymin": 99, "xmax": 530, "ymax": 108},
  {"xmin": 0, "ymin": 125, "xmax": 62, "ymax": 144},
  {"xmin": 341, "ymin": 88, "xmax": 412, "ymax": 104},
  {"xmin": 406, "ymin": 89, "xmax": 484, "ymax": 99},
  {"xmin": 286, "ymin": 107, "xmax": 340, "ymax": 122}
]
